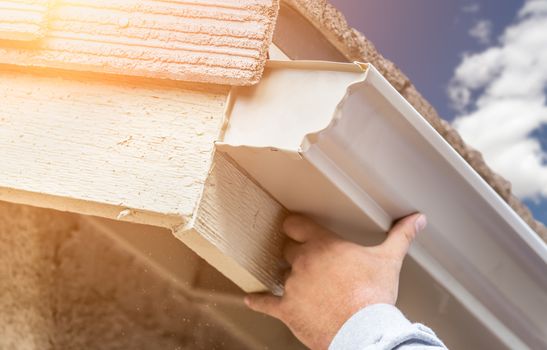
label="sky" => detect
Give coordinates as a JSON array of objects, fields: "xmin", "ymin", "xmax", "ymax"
[{"xmin": 330, "ymin": 0, "xmax": 547, "ymax": 225}]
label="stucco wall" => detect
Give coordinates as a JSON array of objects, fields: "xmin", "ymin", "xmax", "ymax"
[{"xmin": 0, "ymin": 201, "xmax": 248, "ymax": 349}]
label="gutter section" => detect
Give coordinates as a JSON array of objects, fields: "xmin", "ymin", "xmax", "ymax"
[{"xmin": 218, "ymin": 60, "xmax": 547, "ymax": 349}]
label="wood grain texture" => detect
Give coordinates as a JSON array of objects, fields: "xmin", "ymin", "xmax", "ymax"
[
  {"xmin": 0, "ymin": 66, "xmax": 228, "ymax": 227},
  {"xmin": 175, "ymin": 152, "xmax": 288, "ymax": 294},
  {"xmin": 0, "ymin": 0, "xmax": 279, "ymax": 85},
  {"xmin": 0, "ymin": 1, "xmax": 49, "ymax": 40}
]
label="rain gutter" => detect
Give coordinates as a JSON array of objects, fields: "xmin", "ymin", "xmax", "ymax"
[{"xmin": 217, "ymin": 60, "xmax": 547, "ymax": 350}]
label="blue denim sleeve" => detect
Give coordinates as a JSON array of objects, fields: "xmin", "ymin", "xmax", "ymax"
[{"xmin": 329, "ymin": 304, "xmax": 448, "ymax": 350}]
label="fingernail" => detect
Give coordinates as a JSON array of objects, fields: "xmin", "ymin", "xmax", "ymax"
[
  {"xmin": 415, "ymin": 214, "xmax": 427, "ymax": 233},
  {"xmin": 244, "ymin": 296, "xmax": 251, "ymax": 307}
]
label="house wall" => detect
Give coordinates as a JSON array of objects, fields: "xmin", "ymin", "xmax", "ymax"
[
  {"xmin": 0, "ymin": 201, "xmax": 75, "ymax": 349},
  {"xmin": 0, "ymin": 201, "xmax": 256, "ymax": 349}
]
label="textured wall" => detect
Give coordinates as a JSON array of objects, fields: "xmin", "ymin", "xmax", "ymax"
[
  {"xmin": 0, "ymin": 201, "xmax": 249, "ymax": 349},
  {"xmin": 0, "ymin": 201, "xmax": 74, "ymax": 349}
]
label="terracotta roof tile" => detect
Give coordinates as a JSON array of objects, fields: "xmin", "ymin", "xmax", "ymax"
[
  {"xmin": 0, "ymin": 0, "xmax": 50, "ymax": 40},
  {"xmin": 0, "ymin": 0, "xmax": 279, "ymax": 85}
]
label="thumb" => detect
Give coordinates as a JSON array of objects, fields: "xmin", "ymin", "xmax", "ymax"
[
  {"xmin": 382, "ymin": 213, "xmax": 427, "ymax": 260},
  {"xmin": 244, "ymin": 293, "xmax": 282, "ymax": 319}
]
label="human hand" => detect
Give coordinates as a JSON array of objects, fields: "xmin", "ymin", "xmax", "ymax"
[{"xmin": 244, "ymin": 213, "xmax": 427, "ymax": 350}]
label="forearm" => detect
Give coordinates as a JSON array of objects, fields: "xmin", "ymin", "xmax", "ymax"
[{"xmin": 329, "ymin": 304, "xmax": 447, "ymax": 350}]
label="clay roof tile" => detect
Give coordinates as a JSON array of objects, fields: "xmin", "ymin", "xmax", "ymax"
[{"xmin": 0, "ymin": 0, "xmax": 279, "ymax": 85}]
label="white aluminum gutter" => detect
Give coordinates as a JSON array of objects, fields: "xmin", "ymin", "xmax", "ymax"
[{"xmin": 217, "ymin": 60, "xmax": 547, "ymax": 349}]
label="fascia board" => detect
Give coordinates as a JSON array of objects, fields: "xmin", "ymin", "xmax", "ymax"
[{"xmin": 219, "ymin": 60, "xmax": 547, "ymax": 349}]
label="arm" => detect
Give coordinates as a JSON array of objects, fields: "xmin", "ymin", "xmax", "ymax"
[
  {"xmin": 244, "ymin": 213, "xmax": 448, "ymax": 350},
  {"xmin": 330, "ymin": 304, "xmax": 446, "ymax": 349}
]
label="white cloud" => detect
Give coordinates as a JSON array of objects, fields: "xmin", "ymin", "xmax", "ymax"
[
  {"xmin": 449, "ymin": 0, "xmax": 547, "ymax": 200},
  {"xmin": 469, "ymin": 19, "xmax": 493, "ymax": 44},
  {"xmin": 462, "ymin": 3, "xmax": 480, "ymax": 13}
]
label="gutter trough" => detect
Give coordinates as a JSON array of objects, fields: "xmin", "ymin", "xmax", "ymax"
[{"xmin": 217, "ymin": 60, "xmax": 547, "ymax": 349}]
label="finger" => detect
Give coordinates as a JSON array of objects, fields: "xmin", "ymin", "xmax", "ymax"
[
  {"xmin": 283, "ymin": 240, "xmax": 302, "ymax": 265},
  {"xmin": 382, "ymin": 213, "xmax": 427, "ymax": 260},
  {"xmin": 244, "ymin": 293, "xmax": 282, "ymax": 319},
  {"xmin": 283, "ymin": 215, "xmax": 329, "ymax": 243}
]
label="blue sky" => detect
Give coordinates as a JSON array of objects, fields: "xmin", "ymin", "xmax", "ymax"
[{"xmin": 330, "ymin": 0, "xmax": 547, "ymax": 226}]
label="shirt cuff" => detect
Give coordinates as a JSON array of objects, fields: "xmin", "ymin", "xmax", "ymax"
[{"xmin": 329, "ymin": 304, "xmax": 412, "ymax": 350}]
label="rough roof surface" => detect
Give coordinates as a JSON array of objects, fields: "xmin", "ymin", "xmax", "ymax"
[
  {"xmin": 0, "ymin": 0, "xmax": 49, "ymax": 40},
  {"xmin": 283, "ymin": 0, "xmax": 547, "ymax": 241},
  {"xmin": 0, "ymin": 0, "xmax": 279, "ymax": 85}
]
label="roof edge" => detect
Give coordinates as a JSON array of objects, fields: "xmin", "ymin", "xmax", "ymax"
[{"xmin": 282, "ymin": 0, "xmax": 547, "ymax": 241}]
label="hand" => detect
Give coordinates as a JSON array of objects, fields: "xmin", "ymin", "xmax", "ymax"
[{"xmin": 244, "ymin": 213, "xmax": 427, "ymax": 350}]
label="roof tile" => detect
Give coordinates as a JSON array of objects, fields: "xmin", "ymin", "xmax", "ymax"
[
  {"xmin": 0, "ymin": 0, "xmax": 50, "ymax": 40},
  {"xmin": 0, "ymin": 0, "xmax": 279, "ymax": 85}
]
